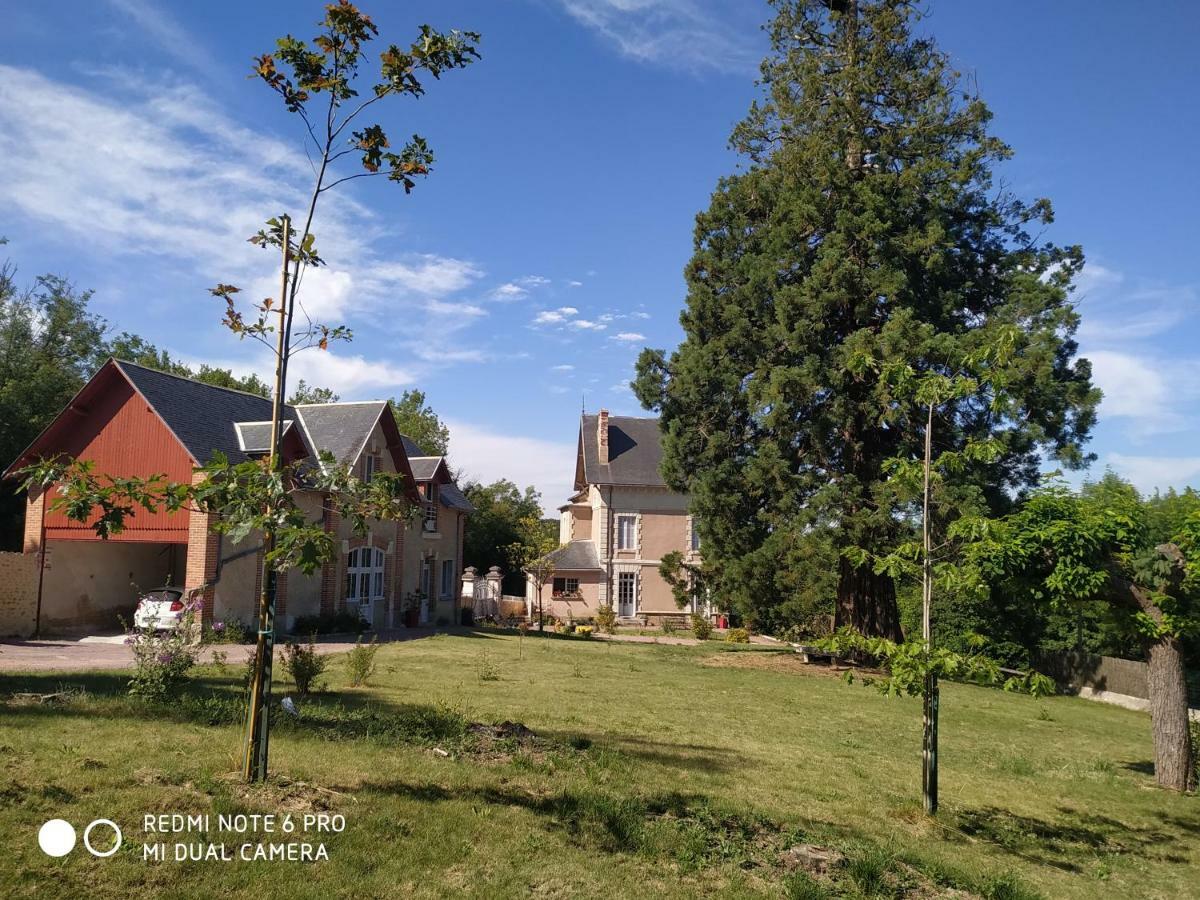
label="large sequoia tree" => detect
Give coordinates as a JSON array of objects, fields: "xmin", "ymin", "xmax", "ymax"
[{"xmin": 633, "ymin": 0, "xmax": 1098, "ymax": 637}]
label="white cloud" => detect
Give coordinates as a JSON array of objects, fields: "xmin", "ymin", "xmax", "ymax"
[
  {"xmin": 519, "ymin": 274, "xmax": 551, "ymax": 287},
  {"xmin": 366, "ymin": 256, "xmax": 483, "ymax": 297},
  {"xmin": 1086, "ymin": 350, "xmax": 1200, "ymax": 439},
  {"xmin": 557, "ymin": 0, "xmax": 761, "ymax": 74},
  {"xmin": 611, "ymin": 331, "xmax": 645, "ymax": 342},
  {"xmin": 445, "ymin": 418, "xmax": 576, "ymax": 514},
  {"xmin": 105, "ymin": 0, "xmax": 215, "ymax": 72},
  {"xmin": 631, "ymin": 311, "xmax": 651, "ymax": 319},
  {"xmin": 567, "ymin": 280, "xmax": 583, "ymax": 288},
  {"xmin": 569, "ymin": 319, "xmax": 606, "ymax": 331},
  {"xmin": 1103, "ymin": 453, "xmax": 1200, "ymax": 496},
  {"xmin": 490, "ymin": 282, "xmax": 528, "ymax": 301},
  {"xmin": 551, "ymin": 364, "xmax": 575, "ymax": 371},
  {"xmin": 534, "ymin": 306, "xmax": 580, "ymax": 325},
  {"xmin": 425, "ymin": 299, "xmax": 487, "ymax": 319}
]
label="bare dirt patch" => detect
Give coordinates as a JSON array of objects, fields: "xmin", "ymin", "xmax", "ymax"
[{"xmin": 700, "ymin": 650, "xmax": 878, "ymax": 679}]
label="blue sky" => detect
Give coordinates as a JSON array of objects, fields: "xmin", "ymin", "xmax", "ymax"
[{"xmin": 2, "ymin": 1, "xmax": 1197, "ymax": 511}]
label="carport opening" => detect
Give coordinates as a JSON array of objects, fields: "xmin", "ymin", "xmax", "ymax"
[{"xmin": 38, "ymin": 540, "xmax": 186, "ymax": 636}]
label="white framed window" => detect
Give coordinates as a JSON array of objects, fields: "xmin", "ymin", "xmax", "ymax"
[
  {"xmin": 345, "ymin": 547, "xmax": 385, "ymax": 602},
  {"xmin": 690, "ymin": 521, "xmax": 701, "ymax": 552},
  {"xmin": 363, "ymin": 454, "xmax": 380, "ymax": 483},
  {"xmin": 616, "ymin": 514, "xmax": 636, "ymax": 550},
  {"xmin": 421, "ymin": 482, "xmax": 439, "ymax": 532},
  {"xmin": 440, "ymin": 559, "xmax": 454, "ymax": 598},
  {"xmin": 552, "ymin": 576, "xmax": 580, "ymax": 596},
  {"xmin": 420, "ymin": 555, "xmax": 433, "ymax": 598}
]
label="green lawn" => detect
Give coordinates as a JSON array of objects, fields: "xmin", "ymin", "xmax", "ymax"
[{"xmin": 2, "ymin": 632, "xmax": 1197, "ymax": 899}]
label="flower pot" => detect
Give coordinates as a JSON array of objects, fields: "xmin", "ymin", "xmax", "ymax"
[{"xmin": 404, "ymin": 609, "xmax": 419, "ymax": 627}]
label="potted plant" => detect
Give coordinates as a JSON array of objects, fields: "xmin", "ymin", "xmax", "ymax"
[{"xmin": 402, "ymin": 590, "xmax": 424, "ymax": 628}]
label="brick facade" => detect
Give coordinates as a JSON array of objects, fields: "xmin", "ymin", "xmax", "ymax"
[
  {"xmin": 184, "ymin": 473, "xmax": 218, "ymax": 626},
  {"xmin": 23, "ymin": 487, "xmax": 44, "ymax": 554},
  {"xmin": 319, "ymin": 505, "xmax": 340, "ymax": 616}
]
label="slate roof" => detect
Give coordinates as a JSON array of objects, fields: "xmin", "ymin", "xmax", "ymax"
[
  {"xmin": 399, "ymin": 435, "xmax": 427, "ymax": 458},
  {"xmin": 546, "ymin": 540, "xmax": 601, "ymax": 571},
  {"xmin": 407, "ymin": 457, "xmax": 443, "ymax": 481},
  {"xmin": 439, "ymin": 482, "xmax": 474, "ymax": 513},
  {"xmin": 117, "ymin": 360, "xmax": 283, "ymax": 464},
  {"xmin": 578, "ymin": 414, "xmax": 666, "ymax": 487},
  {"xmin": 292, "ymin": 402, "xmax": 388, "ymax": 466},
  {"xmin": 234, "ymin": 420, "xmax": 295, "ymax": 454}
]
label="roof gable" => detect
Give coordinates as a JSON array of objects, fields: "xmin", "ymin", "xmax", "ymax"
[{"xmin": 577, "ymin": 414, "xmax": 666, "ymax": 488}]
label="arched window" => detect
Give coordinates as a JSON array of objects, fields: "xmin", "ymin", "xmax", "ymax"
[{"xmin": 345, "ymin": 547, "xmax": 385, "ymax": 603}]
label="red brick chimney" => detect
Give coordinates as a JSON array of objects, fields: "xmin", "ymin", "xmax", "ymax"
[{"xmin": 597, "ymin": 408, "xmax": 610, "ymax": 465}]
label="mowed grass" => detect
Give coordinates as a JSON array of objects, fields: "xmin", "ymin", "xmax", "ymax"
[{"xmin": 1, "ymin": 632, "xmax": 1197, "ymax": 899}]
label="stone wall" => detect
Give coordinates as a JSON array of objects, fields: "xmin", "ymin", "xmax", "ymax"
[{"xmin": 0, "ymin": 551, "xmax": 40, "ymax": 638}]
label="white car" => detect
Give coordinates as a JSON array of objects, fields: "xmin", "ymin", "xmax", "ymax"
[{"xmin": 133, "ymin": 587, "xmax": 188, "ymax": 631}]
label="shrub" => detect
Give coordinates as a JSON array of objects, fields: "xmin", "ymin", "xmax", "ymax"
[
  {"xmin": 576, "ymin": 625, "xmax": 594, "ymax": 637},
  {"xmin": 283, "ymin": 635, "xmax": 329, "ymax": 697},
  {"xmin": 204, "ymin": 618, "xmax": 249, "ymax": 644},
  {"xmin": 661, "ymin": 617, "xmax": 678, "ymax": 635},
  {"xmin": 346, "ymin": 635, "xmax": 380, "ymax": 687},
  {"xmin": 477, "ymin": 650, "xmax": 500, "ymax": 682},
  {"xmin": 725, "ymin": 627, "xmax": 750, "ymax": 644},
  {"xmin": 596, "ymin": 605, "xmax": 617, "ymax": 635},
  {"xmin": 125, "ymin": 594, "xmax": 202, "ymax": 701},
  {"xmin": 290, "ymin": 611, "xmax": 370, "ymax": 635},
  {"xmin": 690, "ymin": 614, "xmax": 712, "ymax": 641}
]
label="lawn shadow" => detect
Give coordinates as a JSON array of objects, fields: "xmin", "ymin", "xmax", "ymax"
[
  {"xmin": 1121, "ymin": 760, "xmax": 1156, "ymax": 776},
  {"xmin": 949, "ymin": 804, "xmax": 1194, "ymax": 871},
  {"xmin": 545, "ymin": 731, "xmax": 742, "ymax": 774}
]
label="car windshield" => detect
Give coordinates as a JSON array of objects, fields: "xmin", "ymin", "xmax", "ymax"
[{"xmin": 143, "ymin": 589, "xmax": 182, "ymax": 603}]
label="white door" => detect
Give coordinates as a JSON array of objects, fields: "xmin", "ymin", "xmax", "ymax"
[{"xmin": 617, "ymin": 571, "xmax": 637, "ymax": 618}]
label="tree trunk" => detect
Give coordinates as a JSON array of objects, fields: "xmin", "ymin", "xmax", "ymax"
[
  {"xmin": 1146, "ymin": 633, "xmax": 1194, "ymax": 792},
  {"xmin": 835, "ymin": 557, "xmax": 904, "ymax": 641}
]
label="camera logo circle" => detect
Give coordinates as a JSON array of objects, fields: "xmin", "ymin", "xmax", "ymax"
[
  {"xmin": 39, "ymin": 819, "xmax": 122, "ymax": 858},
  {"xmin": 38, "ymin": 819, "xmax": 75, "ymax": 857},
  {"xmin": 84, "ymin": 819, "xmax": 122, "ymax": 857}
]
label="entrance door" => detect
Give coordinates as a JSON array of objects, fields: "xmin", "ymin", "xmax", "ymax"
[
  {"xmin": 346, "ymin": 547, "xmax": 385, "ymax": 627},
  {"xmin": 419, "ymin": 557, "xmax": 433, "ymax": 624},
  {"xmin": 617, "ymin": 571, "xmax": 637, "ymax": 618}
]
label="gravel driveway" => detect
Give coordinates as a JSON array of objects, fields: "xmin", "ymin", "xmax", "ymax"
[{"xmin": 0, "ymin": 629, "xmax": 431, "ymax": 672}]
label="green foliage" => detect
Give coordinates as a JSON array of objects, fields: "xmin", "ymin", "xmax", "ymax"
[
  {"xmin": 596, "ymin": 604, "xmax": 617, "ymax": 635},
  {"xmin": 391, "ymin": 388, "xmax": 450, "ymax": 456},
  {"xmin": 632, "ymin": 0, "xmax": 1097, "ymax": 638},
  {"xmin": 690, "ymin": 614, "xmax": 712, "ymax": 641},
  {"xmin": 346, "ymin": 635, "xmax": 380, "ymax": 687},
  {"xmin": 203, "ymin": 618, "xmax": 249, "ymax": 645},
  {"xmin": 659, "ymin": 550, "xmax": 707, "ymax": 611},
  {"xmin": 476, "ymin": 650, "xmax": 500, "ymax": 682},
  {"xmin": 0, "ymin": 263, "xmax": 107, "ymax": 548},
  {"xmin": 288, "ymin": 378, "xmax": 339, "ymax": 404},
  {"xmin": 462, "ymin": 479, "xmax": 544, "ymax": 589},
  {"xmin": 725, "ymin": 627, "xmax": 750, "ymax": 644},
  {"xmin": 125, "ymin": 595, "xmax": 203, "ymax": 701},
  {"xmin": 819, "ymin": 627, "xmax": 1055, "ymax": 699},
  {"xmin": 282, "ymin": 635, "xmax": 329, "ymax": 696}
]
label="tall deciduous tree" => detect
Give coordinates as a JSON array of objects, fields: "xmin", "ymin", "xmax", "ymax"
[
  {"xmin": 0, "ymin": 260, "xmax": 107, "ymax": 549},
  {"xmin": 462, "ymin": 479, "xmax": 544, "ymax": 592},
  {"xmin": 391, "ymin": 389, "xmax": 449, "ymax": 456},
  {"xmin": 976, "ymin": 476, "xmax": 1199, "ymax": 791},
  {"xmin": 634, "ymin": 0, "xmax": 1097, "ymax": 638}
]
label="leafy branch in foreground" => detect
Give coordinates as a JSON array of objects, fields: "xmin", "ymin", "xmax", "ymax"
[
  {"xmin": 818, "ymin": 627, "xmax": 1055, "ymax": 699},
  {"xmin": 18, "ymin": 450, "xmax": 417, "ymax": 577}
]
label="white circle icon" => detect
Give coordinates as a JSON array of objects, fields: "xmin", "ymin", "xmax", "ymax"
[
  {"xmin": 84, "ymin": 819, "xmax": 122, "ymax": 858},
  {"xmin": 38, "ymin": 819, "xmax": 76, "ymax": 857}
]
